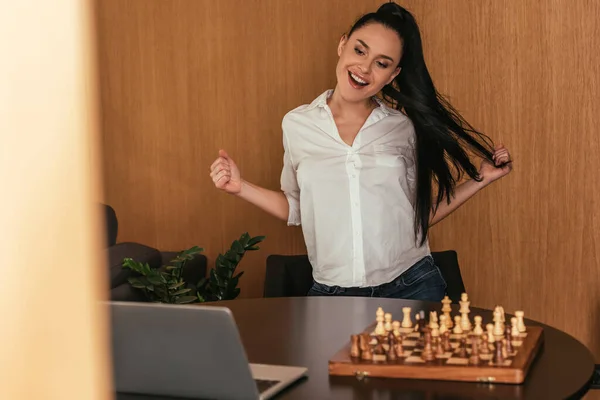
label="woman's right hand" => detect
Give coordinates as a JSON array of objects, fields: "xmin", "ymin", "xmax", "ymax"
[{"xmin": 210, "ymin": 150, "xmax": 242, "ymax": 194}]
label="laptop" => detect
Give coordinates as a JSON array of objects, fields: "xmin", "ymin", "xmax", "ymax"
[{"xmin": 109, "ymin": 301, "xmax": 308, "ymax": 399}]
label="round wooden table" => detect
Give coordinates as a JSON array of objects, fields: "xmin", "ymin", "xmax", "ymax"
[{"xmin": 211, "ymin": 296, "xmax": 595, "ymax": 400}]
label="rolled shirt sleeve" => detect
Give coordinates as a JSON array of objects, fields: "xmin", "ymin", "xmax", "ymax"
[{"xmin": 281, "ymin": 129, "xmax": 301, "ymax": 226}]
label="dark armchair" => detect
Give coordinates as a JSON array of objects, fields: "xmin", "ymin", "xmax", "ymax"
[
  {"xmin": 263, "ymin": 251, "xmax": 466, "ymax": 303},
  {"xmin": 102, "ymin": 204, "xmax": 207, "ymax": 302}
]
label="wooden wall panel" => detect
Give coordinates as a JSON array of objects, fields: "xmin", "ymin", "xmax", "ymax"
[{"xmin": 95, "ymin": 0, "xmax": 600, "ymax": 360}]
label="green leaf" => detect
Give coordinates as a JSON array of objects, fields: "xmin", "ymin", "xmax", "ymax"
[
  {"xmin": 168, "ymin": 281, "xmax": 186, "ymax": 290},
  {"xmin": 147, "ymin": 275, "xmax": 165, "ymax": 286},
  {"xmin": 175, "ymin": 296, "xmax": 198, "ymax": 304},
  {"xmin": 238, "ymin": 232, "xmax": 250, "ymax": 246},
  {"xmin": 247, "ymin": 236, "xmax": 265, "ymax": 247},
  {"xmin": 246, "ymin": 246, "xmax": 260, "ymax": 251},
  {"xmin": 128, "ymin": 278, "xmax": 147, "ymax": 289},
  {"xmin": 232, "ymin": 240, "xmax": 244, "ymax": 254},
  {"xmin": 171, "ymin": 288, "xmax": 192, "ymax": 296}
]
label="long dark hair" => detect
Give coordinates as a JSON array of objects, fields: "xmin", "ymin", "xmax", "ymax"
[{"xmin": 348, "ymin": 2, "xmax": 496, "ymax": 246}]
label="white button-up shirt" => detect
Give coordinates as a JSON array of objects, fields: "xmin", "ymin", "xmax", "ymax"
[{"xmin": 280, "ymin": 90, "xmax": 431, "ymax": 288}]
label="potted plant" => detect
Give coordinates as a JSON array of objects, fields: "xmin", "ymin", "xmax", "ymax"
[{"xmin": 122, "ymin": 233, "xmax": 265, "ymax": 304}]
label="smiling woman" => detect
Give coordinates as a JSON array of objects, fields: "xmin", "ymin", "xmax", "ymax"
[{"xmin": 209, "ymin": 1, "xmax": 513, "ymax": 302}]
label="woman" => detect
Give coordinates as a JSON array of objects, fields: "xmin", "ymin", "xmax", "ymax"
[{"xmin": 209, "ymin": 2, "xmax": 512, "ymax": 301}]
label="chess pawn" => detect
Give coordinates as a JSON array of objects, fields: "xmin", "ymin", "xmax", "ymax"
[
  {"xmin": 421, "ymin": 328, "xmax": 436, "ymax": 362},
  {"xmin": 392, "ymin": 321, "xmax": 401, "ymax": 337},
  {"xmin": 472, "ymin": 316, "xmax": 483, "ymax": 335},
  {"xmin": 350, "ymin": 334, "xmax": 360, "ymax": 358},
  {"xmin": 453, "ymin": 316, "xmax": 463, "ymax": 334},
  {"xmin": 442, "ymin": 330, "xmax": 452, "ymax": 352},
  {"xmin": 384, "ymin": 313, "xmax": 393, "ymax": 332},
  {"xmin": 441, "ymin": 295, "xmax": 452, "ymax": 313},
  {"xmin": 469, "ymin": 335, "xmax": 480, "ymax": 365},
  {"xmin": 515, "ymin": 311, "xmax": 527, "ymax": 333},
  {"xmin": 401, "ymin": 307, "xmax": 413, "ymax": 328},
  {"xmin": 387, "ymin": 332, "xmax": 397, "ymax": 361},
  {"xmin": 511, "ymin": 317, "xmax": 520, "ymax": 337},
  {"xmin": 459, "ymin": 292, "xmax": 470, "ymax": 314},
  {"xmin": 492, "ymin": 338, "xmax": 504, "ymax": 365},
  {"xmin": 505, "ymin": 326, "xmax": 514, "ymax": 355},
  {"xmin": 394, "ymin": 337, "xmax": 404, "ymax": 358},
  {"xmin": 493, "ymin": 312, "xmax": 504, "ymax": 339},
  {"xmin": 456, "ymin": 337, "xmax": 467, "ymax": 358},
  {"xmin": 413, "ymin": 313, "xmax": 421, "ymax": 332},
  {"xmin": 480, "ymin": 333, "xmax": 490, "ymax": 354},
  {"xmin": 435, "ymin": 337, "xmax": 445, "ymax": 359}
]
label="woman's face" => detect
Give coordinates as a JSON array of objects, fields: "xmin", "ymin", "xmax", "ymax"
[{"xmin": 335, "ymin": 23, "xmax": 403, "ymax": 104}]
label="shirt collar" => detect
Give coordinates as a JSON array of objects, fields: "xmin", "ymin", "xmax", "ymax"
[{"xmin": 307, "ymin": 89, "xmax": 397, "ymax": 117}]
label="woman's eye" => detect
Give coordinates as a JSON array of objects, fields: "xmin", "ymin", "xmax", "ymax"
[
  {"xmin": 354, "ymin": 47, "xmax": 364, "ymax": 55},
  {"xmin": 377, "ymin": 61, "xmax": 389, "ymax": 69}
]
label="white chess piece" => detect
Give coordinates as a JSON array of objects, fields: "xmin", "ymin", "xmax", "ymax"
[
  {"xmin": 493, "ymin": 309, "xmax": 504, "ymax": 337},
  {"xmin": 486, "ymin": 324, "xmax": 495, "ymax": 344},
  {"xmin": 511, "ymin": 317, "xmax": 520, "ymax": 337},
  {"xmin": 473, "ymin": 316, "xmax": 483, "ymax": 335},
  {"xmin": 515, "ymin": 311, "xmax": 526, "ymax": 333},
  {"xmin": 374, "ymin": 307, "xmax": 386, "ymax": 335},
  {"xmin": 384, "ymin": 313, "xmax": 393, "ymax": 332},
  {"xmin": 429, "ymin": 311, "xmax": 439, "ymax": 330},
  {"xmin": 401, "ymin": 307, "xmax": 412, "ymax": 328},
  {"xmin": 392, "ymin": 321, "xmax": 401, "ymax": 337},
  {"xmin": 453, "ymin": 316, "xmax": 463, "ymax": 334},
  {"xmin": 459, "ymin": 293, "xmax": 470, "ymax": 314},
  {"xmin": 441, "ymin": 296, "xmax": 453, "ymax": 328},
  {"xmin": 439, "ymin": 315, "xmax": 448, "ymax": 335}
]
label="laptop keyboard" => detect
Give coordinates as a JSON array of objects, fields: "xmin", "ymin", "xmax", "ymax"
[{"xmin": 255, "ymin": 378, "xmax": 281, "ymax": 393}]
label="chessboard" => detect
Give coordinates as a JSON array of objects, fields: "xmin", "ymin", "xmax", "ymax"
[{"xmin": 328, "ymin": 293, "xmax": 544, "ymax": 384}]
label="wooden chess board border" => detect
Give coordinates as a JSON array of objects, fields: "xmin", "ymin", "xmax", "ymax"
[{"xmin": 328, "ymin": 322, "xmax": 545, "ymax": 384}]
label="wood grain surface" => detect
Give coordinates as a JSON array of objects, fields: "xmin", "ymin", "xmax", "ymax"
[{"xmin": 94, "ymin": 0, "xmax": 600, "ymax": 361}]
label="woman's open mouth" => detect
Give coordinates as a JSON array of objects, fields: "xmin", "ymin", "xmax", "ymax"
[{"xmin": 348, "ymin": 71, "xmax": 369, "ymax": 89}]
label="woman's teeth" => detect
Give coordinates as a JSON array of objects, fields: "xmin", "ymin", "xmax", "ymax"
[{"xmin": 350, "ymin": 72, "xmax": 368, "ymax": 86}]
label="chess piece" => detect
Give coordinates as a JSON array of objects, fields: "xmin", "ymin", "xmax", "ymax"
[
  {"xmin": 515, "ymin": 311, "xmax": 526, "ymax": 333},
  {"xmin": 505, "ymin": 326, "xmax": 514, "ymax": 355},
  {"xmin": 442, "ymin": 330, "xmax": 452, "ymax": 352},
  {"xmin": 401, "ymin": 307, "xmax": 413, "ymax": 328},
  {"xmin": 414, "ymin": 313, "xmax": 421, "ymax": 332},
  {"xmin": 486, "ymin": 324, "xmax": 495, "ymax": 351},
  {"xmin": 469, "ymin": 335, "xmax": 480, "ymax": 365},
  {"xmin": 429, "ymin": 311, "xmax": 439, "ymax": 329},
  {"xmin": 372, "ymin": 336, "xmax": 387, "ymax": 362},
  {"xmin": 480, "ymin": 333, "xmax": 490, "ymax": 354},
  {"xmin": 453, "ymin": 316, "xmax": 463, "ymax": 334},
  {"xmin": 387, "ymin": 332, "xmax": 397, "ymax": 361},
  {"xmin": 511, "ymin": 317, "xmax": 520, "ymax": 337},
  {"xmin": 493, "ymin": 338, "xmax": 504, "ymax": 365},
  {"xmin": 456, "ymin": 337, "xmax": 467, "ymax": 358},
  {"xmin": 441, "ymin": 296, "xmax": 453, "ymax": 328},
  {"xmin": 392, "ymin": 321, "xmax": 401, "ymax": 337},
  {"xmin": 459, "ymin": 293, "xmax": 471, "ymax": 331},
  {"xmin": 374, "ymin": 307, "xmax": 386, "ymax": 335},
  {"xmin": 394, "ymin": 336, "xmax": 404, "ymax": 358},
  {"xmin": 421, "ymin": 328, "xmax": 436, "ymax": 361},
  {"xmin": 435, "ymin": 337, "xmax": 445, "ymax": 359},
  {"xmin": 360, "ymin": 334, "xmax": 373, "ymax": 361},
  {"xmin": 473, "ymin": 316, "xmax": 483, "ymax": 335},
  {"xmin": 439, "ymin": 315, "xmax": 448, "ymax": 335},
  {"xmin": 384, "ymin": 313, "xmax": 393, "ymax": 332},
  {"xmin": 351, "ymin": 334, "xmax": 360, "ymax": 358},
  {"xmin": 493, "ymin": 308, "xmax": 504, "ymax": 338}
]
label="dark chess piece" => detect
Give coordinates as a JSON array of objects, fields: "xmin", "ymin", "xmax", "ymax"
[
  {"xmin": 456, "ymin": 337, "xmax": 467, "ymax": 358},
  {"xmin": 480, "ymin": 333, "xmax": 490, "ymax": 355},
  {"xmin": 435, "ymin": 337, "xmax": 445, "ymax": 359},
  {"xmin": 469, "ymin": 335, "xmax": 480, "ymax": 365},
  {"xmin": 360, "ymin": 334, "xmax": 373, "ymax": 361},
  {"xmin": 493, "ymin": 339, "xmax": 504, "ymax": 365},
  {"xmin": 351, "ymin": 334, "xmax": 360, "ymax": 358},
  {"xmin": 394, "ymin": 334, "xmax": 404, "ymax": 358},
  {"xmin": 440, "ymin": 330, "xmax": 451, "ymax": 352},
  {"xmin": 505, "ymin": 326, "xmax": 514, "ymax": 355},
  {"xmin": 387, "ymin": 332, "xmax": 397, "ymax": 361},
  {"xmin": 421, "ymin": 328, "xmax": 436, "ymax": 361}
]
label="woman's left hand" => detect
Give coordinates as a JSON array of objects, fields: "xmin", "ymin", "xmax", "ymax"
[{"xmin": 479, "ymin": 144, "xmax": 513, "ymax": 186}]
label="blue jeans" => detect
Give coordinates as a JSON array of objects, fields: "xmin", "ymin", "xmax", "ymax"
[{"xmin": 306, "ymin": 255, "xmax": 447, "ymax": 302}]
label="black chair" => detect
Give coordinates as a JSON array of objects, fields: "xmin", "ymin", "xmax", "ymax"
[{"xmin": 263, "ymin": 251, "xmax": 466, "ymax": 303}]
